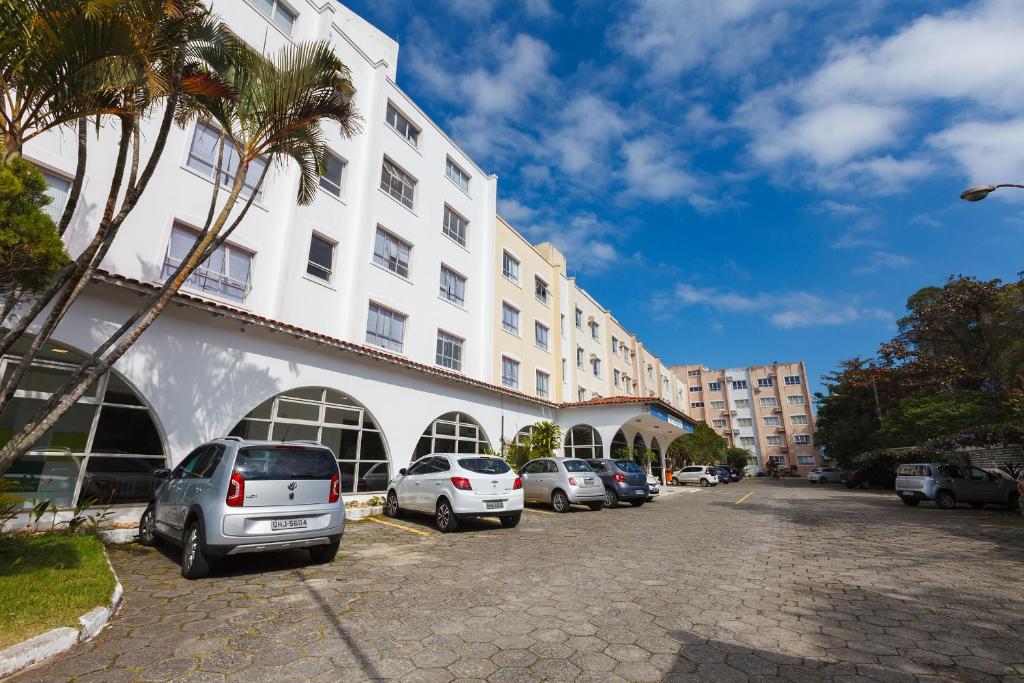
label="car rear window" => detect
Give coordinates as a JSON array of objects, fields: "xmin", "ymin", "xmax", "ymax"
[
  {"xmin": 897, "ymin": 464, "xmax": 932, "ymax": 477},
  {"xmin": 563, "ymin": 459, "xmax": 594, "ymax": 473},
  {"xmin": 615, "ymin": 461, "xmax": 643, "ymax": 473},
  {"xmin": 457, "ymin": 458, "xmax": 511, "ymax": 474},
  {"xmin": 234, "ymin": 447, "xmax": 338, "ymax": 480}
]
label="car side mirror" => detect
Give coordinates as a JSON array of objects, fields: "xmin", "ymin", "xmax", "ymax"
[
  {"xmin": 399, "ymin": 468, "xmax": 407, "ymax": 476},
  {"xmin": 153, "ymin": 468, "xmax": 171, "ymax": 480}
]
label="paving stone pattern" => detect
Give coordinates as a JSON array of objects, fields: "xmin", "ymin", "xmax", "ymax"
[{"xmin": 11, "ymin": 480, "xmax": 1024, "ymax": 682}]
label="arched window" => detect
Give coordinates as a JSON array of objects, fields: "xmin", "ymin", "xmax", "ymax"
[
  {"xmin": 513, "ymin": 425, "xmax": 534, "ymax": 446},
  {"xmin": 611, "ymin": 429, "xmax": 628, "ymax": 459},
  {"xmin": 414, "ymin": 412, "xmax": 489, "ymax": 460},
  {"xmin": 0, "ymin": 341, "xmax": 165, "ymax": 508},
  {"xmin": 230, "ymin": 387, "xmax": 389, "ymax": 494},
  {"xmin": 650, "ymin": 436, "xmax": 663, "ymax": 477},
  {"xmin": 564, "ymin": 424, "xmax": 602, "ymax": 459},
  {"xmin": 632, "ymin": 433, "xmax": 646, "ymax": 450}
]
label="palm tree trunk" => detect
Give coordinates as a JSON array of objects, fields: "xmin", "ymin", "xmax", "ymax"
[{"xmin": 57, "ymin": 118, "xmax": 88, "ymax": 236}]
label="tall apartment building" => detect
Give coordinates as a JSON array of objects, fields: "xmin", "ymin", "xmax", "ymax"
[
  {"xmin": 671, "ymin": 362, "xmax": 819, "ymax": 473},
  {"xmin": 4, "ymin": 0, "xmax": 697, "ymax": 513}
]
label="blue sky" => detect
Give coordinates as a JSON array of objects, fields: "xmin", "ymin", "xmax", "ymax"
[{"xmin": 343, "ymin": 0, "xmax": 1024, "ymax": 396}]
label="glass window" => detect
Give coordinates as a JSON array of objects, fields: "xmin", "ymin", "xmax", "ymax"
[
  {"xmin": 306, "ymin": 234, "xmax": 334, "ymax": 282},
  {"xmin": 414, "ymin": 412, "xmax": 488, "ymax": 458},
  {"xmin": 501, "ymin": 303, "xmax": 519, "ymax": 335},
  {"xmin": 576, "ymin": 346, "xmax": 584, "ymax": 368},
  {"xmin": 577, "ymin": 387, "xmax": 586, "ymax": 401},
  {"xmin": 591, "ymin": 357, "xmax": 600, "ymax": 377},
  {"xmin": 707, "ymin": 382, "xmax": 721, "ymax": 391},
  {"xmin": 739, "ymin": 436, "xmax": 755, "ymax": 446},
  {"xmin": 501, "ymin": 357, "xmax": 519, "ymax": 389},
  {"xmin": 385, "ymin": 103, "xmax": 419, "ymax": 145},
  {"xmin": 709, "ymin": 400, "xmax": 725, "ymax": 409},
  {"xmin": 711, "ymin": 419, "xmax": 726, "ymax": 428},
  {"xmin": 613, "ymin": 369, "xmax": 621, "ymax": 387},
  {"xmin": 249, "ymin": 0, "xmax": 296, "ymax": 33},
  {"xmin": 186, "ymin": 122, "xmax": 266, "ymax": 201},
  {"xmin": 796, "ymin": 455, "xmax": 816, "ymax": 465},
  {"xmin": 535, "ymin": 322, "xmax": 549, "ymax": 351},
  {"xmin": 235, "ymin": 446, "xmax": 338, "ymax": 480},
  {"xmin": 442, "ymin": 205, "xmax": 468, "ymax": 246},
  {"xmin": 763, "ymin": 416, "xmax": 781, "ymax": 426},
  {"xmin": 564, "ymin": 424, "xmax": 602, "ymax": 459},
  {"xmin": 787, "ymin": 395, "xmax": 806, "ymax": 406},
  {"xmin": 757, "ymin": 378, "xmax": 774, "ymax": 387},
  {"xmin": 373, "ymin": 227, "xmax": 411, "ymax": 278},
  {"xmin": 365, "ymin": 303, "xmax": 406, "ymax": 352},
  {"xmin": 563, "ymin": 459, "xmax": 593, "ymax": 473},
  {"xmin": 445, "ymin": 157, "xmax": 471, "ymax": 192},
  {"xmin": 502, "ymin": 251, "xmax": 520, "ymax": 282},
  {"xmin": 737, "ymin": 417, "xmax": 752, "ymax": 427},
  {"xmin": 765, "ymin": 436, "xmax": 784, "ymax": 446},
  {"xmin": 791, "ymin": 415, "xmax": 809, "ymax": 425},
  {"xmin": 439, "ymin": 265, "xmax": 466, "ymax": 306},
  {"xmin": 794, "ymin": 435, "xmax": 811, "ymax": 444},
  {"xmin": 380, "ymin": 157, "xmax": 416, "ymax": 208},
  {"xmin": 535, "ymin": 276, "xmax": 550, "ymax": 305},
  {"xmin": 734, "ymin": 399, "xmax": 750, "ymax": 408},
  {"xmin": 784, "ymin": 375, "xmax": 801, "ymax": 385},
  {"xmin": 162, "ymin": 223, "xmax": 253, "ymax": 303},
  {"xmin": 690, "ymin": 385, "xmax": 702, "ymax": 393},
  {"xmin": 760, "ymin": 397, "xmax": 778, "ymax": 407},
  {"xmin": 319, "ymin": 151, "xmax": 345, "ymax": 197},
  {"xmin": 589, "ymin": 321, "xmax": 599, "ymax": 339},
  {"xmin": 458, "ymin": 458, "xmax": 510, "ymax": 474},
  {"xmin": 535, "ymin": 370, "xmax": 549, "ymax": 399},
  {"xmin": 732, "ymin": 380, "xmax": 748, "ymax": 390},
  {"xmin": 40, "ymin": 170, "xmax": 72, "ymax": 223},
  {"xmin": 435, "ymin": 331, "xmax": 463, "ymax": 372},
  {"xmin": 574, "ymin": 308, "xmax": 583, "ymax": 328},
  {"xmin": 690, "ymin": 401, "xmax": 704, "ymax": 408}
]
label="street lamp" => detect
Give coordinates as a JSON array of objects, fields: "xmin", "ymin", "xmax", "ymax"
[{"xmin": 960, "ymin": 183, "xmax": 1024, "ymax": 202}]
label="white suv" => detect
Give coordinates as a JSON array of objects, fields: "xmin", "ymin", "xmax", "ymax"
[
  {"xmin": 385, "ymin": 454, "xmax": 524, "ymax": 532},
  {"xmin": 672, "ymin": 465, "xmax": 719, "ymax": 487},
  {"xmin": 808, "ymin": 467, "xmax": 841, "ymax": 484}
]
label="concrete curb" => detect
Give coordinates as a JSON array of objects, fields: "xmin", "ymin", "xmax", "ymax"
[
  {"xmin": 99, "ymin": 527, "xmax": 136, "ymax": 544},
  {"xmin": 345, "ymin": 505, "xmax": 384, "ymax": 521},
  {"xmin": 0, "ymin": 546, "xmax": 123, "ymax": 679}
]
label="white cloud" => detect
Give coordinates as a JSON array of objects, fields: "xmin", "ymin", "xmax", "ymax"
[
  {"xmin": 810, "ymin": 199, "xmax": 864, "ymax": 216},
  {"xmin": 620, "ymin": 136, "xmax": 701, "ymax": 202},
  {"xmin": 852, "ymin": 250, "xmax": 913, "ymax": 275},
  {"xmin": 545, "ymin": 95, "xmax": 627, "ymax": 174},
  {"xmin": 497, "ymin": 198, "xmax": 538, "ymax": 224},
  {"xmin": 929, "ymin": 118, "xmax": 1024, "ymax": 187},
  {"xmin": 518, "ymin": 212, "xmax": 625, "ymax": 272}
]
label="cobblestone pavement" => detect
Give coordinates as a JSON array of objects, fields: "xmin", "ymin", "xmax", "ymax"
[{"xmin": 11, "ymin": 479, "xmax": 1024, "ymax": 682}]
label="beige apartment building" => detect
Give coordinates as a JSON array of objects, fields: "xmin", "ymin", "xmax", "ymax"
[{"xmin": 671, "ymin": 361, "xmax": 819, "ymax": 474}]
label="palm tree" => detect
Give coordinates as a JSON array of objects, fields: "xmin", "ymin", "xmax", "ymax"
[
  {"xmin": 0, "ymin": 39, "xmax": 360, "ymax": 475},
  {"xmin": 529, "ymin": 421, "xmax": 562, "ymax": 458}
]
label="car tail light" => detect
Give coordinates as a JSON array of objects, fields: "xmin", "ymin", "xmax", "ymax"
[
  {"xmin": 451, "ymin": 476, "xmax": 472, "ymax": 491},
  {"xmin": 226, "ymin": 472, "xmax": 244, "ymax": 507},
  {"xmin": 568, "ymin": 477, "xmax": 577, "ymax": 486},
  {"xmin": 512, "ymin": 477, "xmax": 522, "ymax": 490},
  {"xmin": 613, "ymin": 473, "xmax": 626, "ymax": 483},
  {"xmin": 328, "ymin": 472, "xmax": 340, "ymax": 503}
]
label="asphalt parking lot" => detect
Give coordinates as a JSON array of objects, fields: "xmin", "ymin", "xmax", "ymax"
[{"xmin": 12, "ymin": 479, "xmax": 1024, "ymax": 682}]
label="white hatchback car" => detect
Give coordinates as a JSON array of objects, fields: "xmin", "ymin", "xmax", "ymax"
[
  {"xmin": 385, "ymin": 454, "xmax": 524, "ymax": 532},
  {"xmin": 808, "ymin": 467, "xmax": 841, "ymax": 484}
]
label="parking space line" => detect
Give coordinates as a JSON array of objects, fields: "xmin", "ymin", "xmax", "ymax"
[
  {"xmin": 524, "ymin": 507, "xmax": 555, "ymax": 515},
  {"xmin": 365, "ymin": 516, "xmax": 432, "ymax": 536},
  {"xmin": 735, "ymin": 492, "xmax": 753, "ymax": 505}
]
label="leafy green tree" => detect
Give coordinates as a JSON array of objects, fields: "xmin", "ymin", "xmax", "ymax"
[
  {"xmin": 724, "ymin": 447, "xmax": 751, "ymax": 472},
  {"xmin": 666, "ymin": 422, "xmax": 726, "ymax": 467},
  {"xmin": 0, "ymin": 158, "xmax": 69, "ymax": 297},
  {"xmin": 879, "ymin": 391, "xmax": 992, "ymax": 446},
  {"xmin": 528, "ymin": 421, "xmax": 561, "ymax": 459}
]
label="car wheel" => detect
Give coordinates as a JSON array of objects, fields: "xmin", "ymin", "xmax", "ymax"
[
  {"xmin": 551, "ymin": 490, "xmax": 570, "ymax": 513},
  {"xmin": 499, "ymin": 512, "xmax": 521, "ymax": 528},
  {"xmin": 138, "ymin": 504, "xmax": 162, "ymax": 547},
  {"xmin": 385, "ymin": 490, "xmax": 400, "ymax": 518},
  {"xmin": 901, "ymin": 497, "xmax": 920, "ymax": 507},
  {"xmin": 587, "ymin": 501, "xmax": 604, "ymax": 511},
  {"xmin": 604, "ymin": 488, "xmax": 618, "ymax": 508},
  {"xmin": 630, "ymin": 499, "xmax": 645, "ymax": 507},
  {"xmin": 699, "ymin": 478, "xmax": 709, "ymax": 487},
  {"xmin": 435, "ymin": 498, "xmax": 458, "ymax": 533},
  {"xmin": 181, "ymin": 522, "xmax": 211, "ymax": 580},
  {"xmin": 969, "ymin": 501, "xmax": 985, "ymax": 509},
  {"xmin": 309, "ymin": 540, "xmax": 340, "ymax": 564},
  {"xmin": 861, "ymin": 481, "xmax": 871, "ymax": 489},
  {"xmin": 935, "ymin": 490, "xmax": 957, "ymax": 510}
]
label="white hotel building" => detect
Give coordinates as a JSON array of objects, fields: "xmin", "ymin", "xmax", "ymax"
[{"xmin": 5, "ymin": 0, "xmax": 699, "ymax": 512}]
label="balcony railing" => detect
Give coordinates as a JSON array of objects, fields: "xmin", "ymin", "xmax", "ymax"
[{"xmin": 162, "ymin": 256, "xmax": 250, "ymax": 303}]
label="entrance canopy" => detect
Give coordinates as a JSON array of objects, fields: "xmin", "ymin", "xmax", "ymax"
[{"xmin": 558, "ymin": 397, "xmax": 695, "ymax": 461}]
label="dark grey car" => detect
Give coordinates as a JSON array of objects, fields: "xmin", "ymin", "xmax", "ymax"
[
  {"xmin": 895, "ymin": 463, "xmax": 1020, "ymax": 510},
  {"xmin": 588, "ymin": 459, "xmax": 649, "ymax": 508}
]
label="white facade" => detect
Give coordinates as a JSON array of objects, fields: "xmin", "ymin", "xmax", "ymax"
[{"xmin": 723, "ymin": 368, "xmax": 763, "ymax": 470}]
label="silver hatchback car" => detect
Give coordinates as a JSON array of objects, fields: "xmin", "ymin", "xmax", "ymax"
[
  {"xmin": 139, "ymin": 438, "xmax": 346, "ymax": 579},
  {"xmin": 519, "ymin": 457, "xmax": 606, "ymax": 512}
]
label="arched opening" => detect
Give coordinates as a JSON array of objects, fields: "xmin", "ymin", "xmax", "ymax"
[
  {"xmin": 0, "ymin": 338, "xmax": 166, "ymax": 508},
  {"xmin": 229, "ymin": 386, "xmax": 389, "ymax": 494},
  {"xmin": 564, "ymin": 424, "xmax": 602, "ymax": 459},
  {"xmin": 650, "ymin": 436, "xmax": 663, "ymax": 478},
  {"xmin": 611, "ymin": 429, "xmax": 628, "ymax": 459},
  {"xmin": 414, "ymin": 412, "xmax": 490, "ymax": 460},
  {"xmin": 632, "ymin": 433, "xmax": 646, "ymax": 451},
  {"xmin": 513, "ymin": 425, "xmax": 534, "ymax": 446}
]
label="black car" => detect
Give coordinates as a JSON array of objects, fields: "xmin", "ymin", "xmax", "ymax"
[
  {"xmin": 588, "ymin": 459, "xmax": 649, "ymax": 508},
  {"xmin": 844, "ymin": 467, "xmax": 895, "ymax": 490},
  {"xmin": 715, "ymin": 465, "xmax": 742, "ymax": 482}
]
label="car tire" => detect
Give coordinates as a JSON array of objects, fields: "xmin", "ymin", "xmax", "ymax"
[
  {"xmin": 435, "ymin": 498, "xmax": 458, "ymax": 533},
  {"xmin": 969, "ymin": 501, "xmax": 985, "ymax": 509},
  {"xmin": 901, "ymin": 497, "xmax": 920, "ymax": 507},
  {"xmin": 181, "ymin": 522, "xmax": 211, "ymax": 580},
  {"xmin": 385, "ymin": 490, "xmax": 400, "ymax": 518},
  {"xmin": 309, "ymin": 540, "xmax": 340, "ymax": 564},
  {"xmin": 138, "ymin": 504, "xmax": 162, "ymax": 547},
  {"xmin": 861, "ymin": 481, "xmax": 871, "ymax": 490},
  {"xmin": 499, "ymin": 512, "xmax": 521, "ymax": 528},
  {"xmin": 699, "ymin": 478, "xmax": 710, "ymax": 487},
  {"xmin": 604, "ymin": 488, "xmax": 618, "ymax": 508},
  {"xmin": 935, "ymin": 490, "xmax": 957, "ymax": 510},
  {"xmin": 630, "ymin": 499, "xmax": 645, "ymax": 507},
  {"xmin": 587, "ymin": 501, "xmax": 604, "ymax": 511},
  {"xmin": 551, "ymin": 490, "xmax": 570, "ymax": 513}
]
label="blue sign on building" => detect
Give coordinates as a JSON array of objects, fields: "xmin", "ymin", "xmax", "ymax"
[{"xmin": 648, "ymin": 405, "xmax": 693, "ymax": 432}]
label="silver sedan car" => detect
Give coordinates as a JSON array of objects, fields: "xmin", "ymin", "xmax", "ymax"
[{"xmin": 518, "ymin": 457, "xmax": 605, "ymax": 512}]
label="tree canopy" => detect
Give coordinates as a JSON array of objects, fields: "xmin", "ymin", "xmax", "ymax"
[
  {"xmin": 666, "ymin": 422, "xmax": 727, "ymax": 467},
  {"xmin": 0, "ymin": 159, "xmax": 69, "ymax": 297}
]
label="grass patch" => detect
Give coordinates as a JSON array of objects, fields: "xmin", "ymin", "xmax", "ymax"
[{"xmin": 0, "ymin": 535, "xmax": 115, "ymax": 649}]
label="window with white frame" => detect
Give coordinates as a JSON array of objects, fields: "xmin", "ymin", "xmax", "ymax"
[
  {"xmin": 435, "ymin": 331, "xmax": 463, "ymax": 371},
  {"xmin": 575, "ymin": 307, "xmax": 583, "ymax": 328},
  {"xmin": 613, "ymin": 369, "xmax": 621, "ymax": 387},
  {"xmin": 623, "ymin": 347, "xmax": 630, "ymax": 361},
  {"xmin": 611, "ymin": 336, "xmax": 619, "ymax": 352},
  {"xmin": 763, "ymin": 416, "xmax": 781, "ymax": 426},
  {"xmin": 589, "ymin": 321, "xmax": 599, "ymax": 340},
  {"xmin": 535, "ymin": 321, "xmax": 549, "ymax": 351},
  {"xmin": 442, "ymin": 205, "xmax": 468, "ymax": 246},
  {"xmin": 709, "ymin": 400, "xmax": 725, "ymax": 410},
  {"xmin": 561, "ymin": 358, "xmax": 567, "ymax": 381},
  {"xmin": 502, "ymin": 251, "xmax": 520, "ymax": 283},
  {"xmin": 647, "ymin": 366, "xmax": 654, "ymax": 380},
  {"xmin": 576, "ymin": 346, "xmax": 584, "ymax": 368},
  {"xmin": 380, "ymin": 157, "xmax": 416, "ymax": 209},
  {"xmin": 306, "ymin": 233, "xmax": 334, "ymax": 282},
  {"xmin": 40, "ymin": 170, "xmax": 72, "ymax": 223},
  {"xmin": 385, "ymin": 103, "xmax": 419, "ymax": 145},
  {"xmin": 663, "ymin": 377, "xmax": 669, "ymax": 393},
  {"xmin": 707, "ymin": 381, "xmax": 722, "ymax": 391},
  {"xmin": 790, "ymin": 414, "xmax": 809, "ymax": 425},
  {"xmin": 687, "ymin": 369, "xmax": 701, "ymax": 377},
  {"xmin": 757, "ymin": 377, "xmax": 774, "ymax": 388},
  {"xmin": 732, "ymin": 380, "xmax": 748, "ymax": 390},
  {"xmin": 711, "ymin": 419, "xmax": 726, "ymax": 428},
  {"xmin": 591, "ymin": 357, "xmax": 601, "ymax": 377},
  {"xmin": 318, "ymin": 151, "xmax": 345, "ymax": 197},
  {"xmin": 689, "ymin": 385, "xmax": 702, "ymax": 393},
  {"xmin": 560, "ymin": 314, "xmax": 566, "ymax": 338},
  {"xmin": 439, "ymin": 265, "xmax": 466, "ymax": 306},
  {"xmin": 760, "ymin": 397, "xmax": 778, "ymax": 407},
  {"xmin": 249, "ymin": 0, "xmax": 296, "ymax": 34},
  {"xmin": 535, "ymin": 276, "xmax": 550, "ymax": 305},
  {"xmin": 372, "ymin": 227, "xmax": 411, "ymax": 278},
  {"xmin": 784, "ymin": 375, "xmax": 801, "ymax": 385},
  {"xmin": 797, "ymin": 455, "xmax": 816, "ymax": 465},
  {"xmin": 577, "ymin": 387, "xmax": 586, "ymax": 401},
  {"xmin": 365, "ymin": 303, "xmax": 406, "ymax": 352},
  {"xmin": 690, "ymin": 401, "xmax": 704, "ymax": 408},
  {"xmin": 765, "ymin": 436, "xmax": 784, "ymax": 446},
  {"xmin": 535, "ymin": 370, "xmax": 550, "ymax": 399},
  {"xmin": 739, "ymin": 436, "xmax": 755, "ymax": 446},
  {"xmin": 769, "ymin": 453, "xmax": 786, "ymax": 462},
  {"xmin": 501, "ymin": 302, "xmax": 520, "ymax": 336},
  {"xmin": 624, "ymin": 376, "xmax": 631, "ymax": 394},
  {"xmin": 187, "ymin": 122, "xmax": 267, "ymax": 201},
  {"xmin": 445, "ymin": 156, "xmax": 470, "ymax": 192},
  {"xmin": 734, "ymin": 398, "xmax": 751, "ymax": 408},
  {"xmin": 162, "ymin": 223, "xmax": 252, "ymax": 303},
  {"xmin": 794, "ymin": 434, "xmax": 812, "ymax": 445},
  {"xmin": 737, "ymin": 417, "xmax": 752, "ymax": 427},
  {"xmin": 787, "ymin": 395, "xmax": 806, "ymax": 406},
  {"xmin": 501, "ymin": 356, "xmax": 520, "ymax": 389}
]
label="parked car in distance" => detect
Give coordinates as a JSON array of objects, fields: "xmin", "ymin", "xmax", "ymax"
[
  {"xmin": 588, "ymin": 459, "xmax": 649, "ymax": 507},
  {"xmin": 807, "ymin": 467, "xmax": 842, "ymax": 484},
  {"xmin": 519, "ymin": 457, "xmax": 605, "ymax": 512},
  {"xmin": 843, "ymin": 467, "xmax": 895, "ymax": 490},
  {"xmin": 673, "ymin": 465, "xmax": 719, "ymax": 487},
  {"xmin": 715, "ymin": 466, "xmax": 741, "ymax": 483},
  {"xmin": 714, "ymin": 466, "xmax": 732, "ymax": 484},
  {"xmin": 386, "ymin": 454, "xmax": 523, "ymax": 532},
  {"xmin": 646, "ymin": 474, "xmax": 660, "ymax": 501},
  {"xmin": 139, "ymin": 438, "xmax": 346, "ymax": 579},
  {"xmin": 895, "ymin": 463, "xmax": 1021, "ymax": 510}
]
